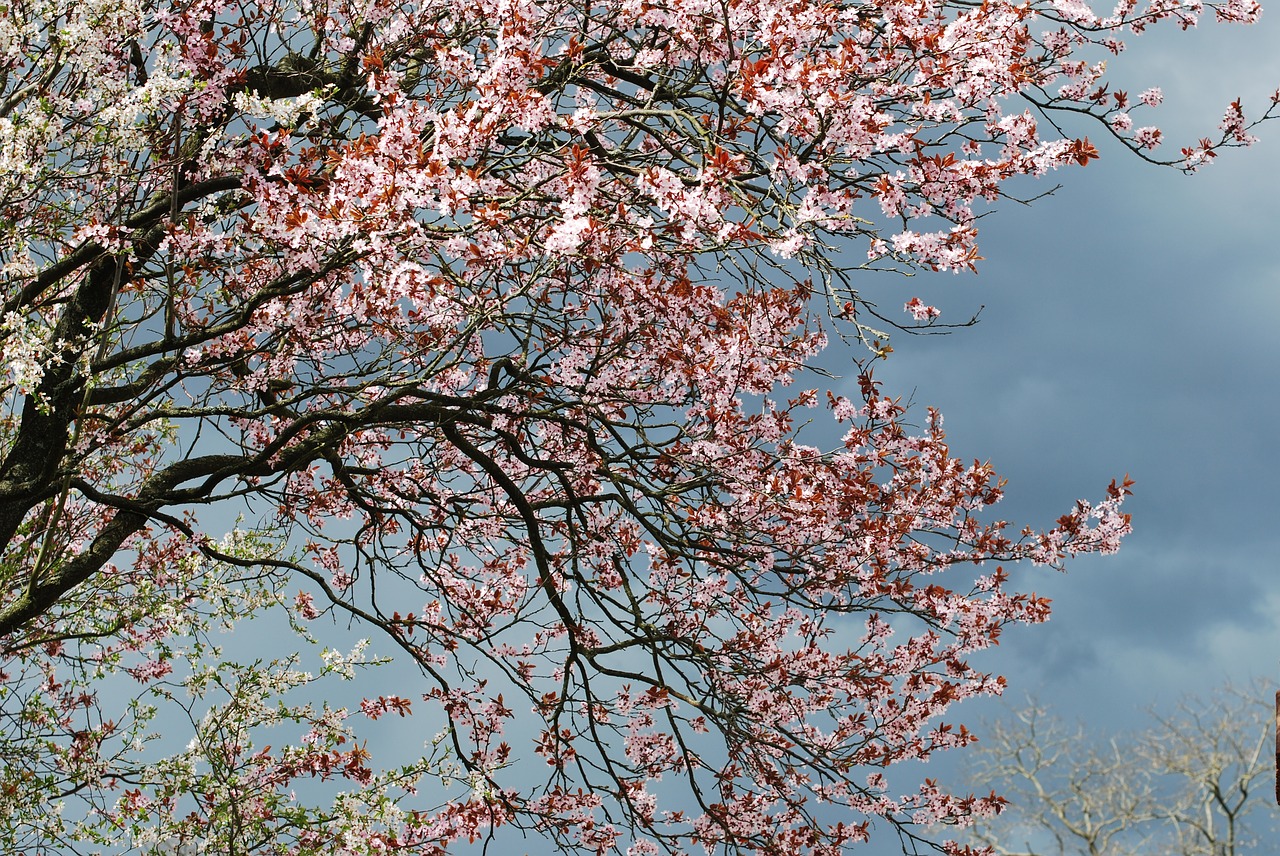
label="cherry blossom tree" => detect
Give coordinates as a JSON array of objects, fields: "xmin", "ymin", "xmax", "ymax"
[{"xmin": 0, "ymin": 0, "xmax": 1270, "ymax": 851}]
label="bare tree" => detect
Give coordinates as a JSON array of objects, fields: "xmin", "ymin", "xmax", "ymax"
[{"xmin": 962, "ymin": 681, "xmax": 1276, "ymax": 856}]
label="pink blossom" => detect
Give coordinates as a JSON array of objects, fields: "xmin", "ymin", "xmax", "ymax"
[
  {"xmin": 1134, "ymin": 126, "xmax": 1164, "ymax": 149},
  {"xmin": 905, "ymin": 296, "xmax": 943, "ymax": 321}
]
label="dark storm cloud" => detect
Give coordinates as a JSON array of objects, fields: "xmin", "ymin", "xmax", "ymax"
[{"xmin": 832, "ymin": 14, "xmax": 1280, "ymax": 764}]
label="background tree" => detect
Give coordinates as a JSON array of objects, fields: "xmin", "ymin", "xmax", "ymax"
[
  {"xmin": 0, "ymin": 0, "xmax": 1270, "ymax": 852},
  {"xmin": 962, "ymin": 681, "xmax": 1276, "ymax": 856}
]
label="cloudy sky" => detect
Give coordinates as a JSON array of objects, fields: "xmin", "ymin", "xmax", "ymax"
[{"xmin": 831, "ymin": 5, "xmax": 1280, "ymax": 848}]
